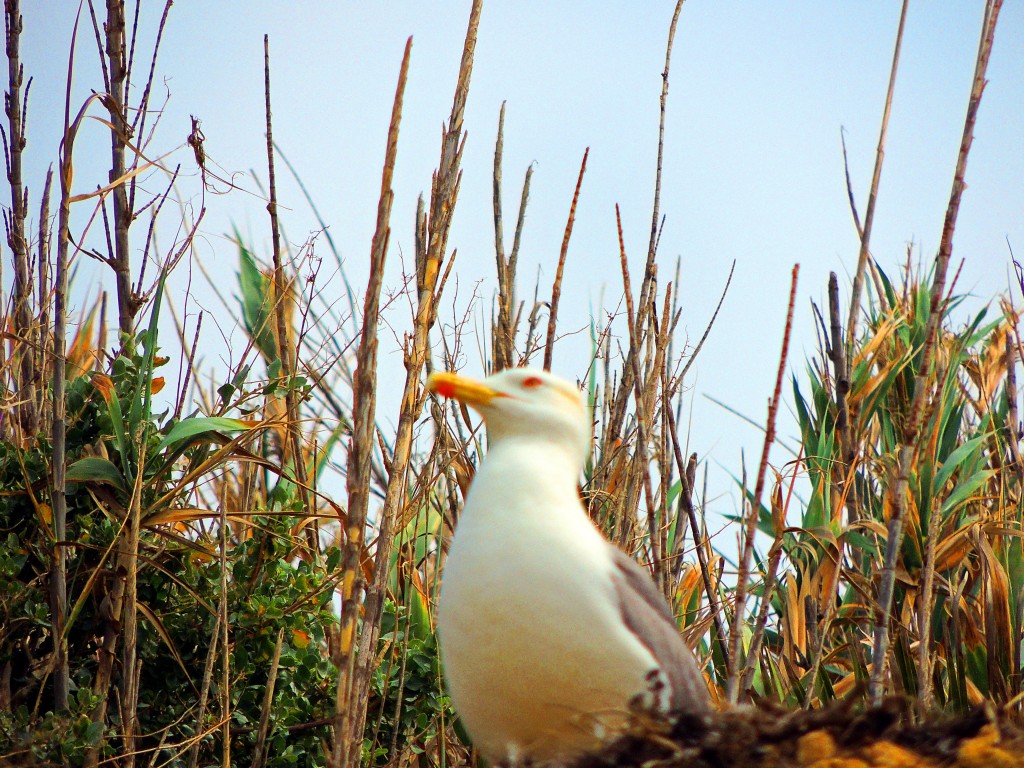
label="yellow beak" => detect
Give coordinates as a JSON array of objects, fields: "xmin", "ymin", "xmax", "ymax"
[{"xmin": 426, "ymin": 371, "xmax": 505, "ymax": 409}]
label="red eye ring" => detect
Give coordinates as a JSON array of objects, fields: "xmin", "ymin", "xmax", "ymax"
[{"xmin": 522, "ymin": 376, "xmax": 543, "ymax": 389}]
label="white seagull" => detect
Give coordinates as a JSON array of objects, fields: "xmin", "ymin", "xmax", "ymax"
[{"xmin": 428, "ymin": 367, "xmax": 709, "ymax": 764}]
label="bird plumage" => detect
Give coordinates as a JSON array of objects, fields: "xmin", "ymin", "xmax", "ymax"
[{"xmin": 428, "ymin": 367, "xmax": 709, "ymax": 764}]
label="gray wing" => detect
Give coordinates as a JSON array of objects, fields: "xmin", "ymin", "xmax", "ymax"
[{"xmin": 608, "ymin": 544, "xmax": 709, "ymax": 714}]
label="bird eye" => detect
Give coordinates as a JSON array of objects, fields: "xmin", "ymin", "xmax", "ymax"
[{"xmin": 522, "ymin": 376, "xmax": 543, "ymax": 389}]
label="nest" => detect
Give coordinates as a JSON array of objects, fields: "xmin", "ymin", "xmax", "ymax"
[{"xmin": 570, "ymin": 698, "xmax": 1024, "ymax": 768}]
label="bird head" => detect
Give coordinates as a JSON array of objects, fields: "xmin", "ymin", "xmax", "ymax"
[{"xmin": 427, "ymin": 367, "xmax": 591, "ymax": 467}]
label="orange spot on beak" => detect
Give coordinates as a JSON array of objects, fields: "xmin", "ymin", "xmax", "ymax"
[{"xmin": 426, "ymin": 371, "xmax": 504, "ymax": 409}]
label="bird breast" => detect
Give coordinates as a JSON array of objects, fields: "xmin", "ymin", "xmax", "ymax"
[{"xmin": 437, "ymin": 443, "xmax": 661, "ymax": 762}]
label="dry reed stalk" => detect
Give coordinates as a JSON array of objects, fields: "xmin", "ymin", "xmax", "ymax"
[
  {"xmin": 602, "ymin": 0, "xmax": 684, "ymax": 453},
  {"xmin": 651, "ymin": 289, "xmax": 676, "ymax": 592},
  {"xmin": 870, "ymin": 0, "xmax": 1004, "ymax": 703},
  {"xmin": 98, "ymin": 0, "xmax": 135, "ymax": 333},
  {"xmin": 219, "ymin": 485, "xmax": 231, "ymax": 768},
  {"xmin": 92, "ymin": 6, "xmax": 182, "ymax": 757},
  {"xmin": 658, "ymin": 374, "xmax": 674, "ymax": 590},
  {"xmin": 838, "ymin": 3, "xmax": 908, "ymax": 581},
  {"xmin": 544, "ymin": 147, "xmax": 588, "ymax": 371},
  {"xmin": 916, "ymin": 496, "xmax": 942, "ymax": 713},
  {"xmin": 251, "ymin": 628, "xmax": 285, "ymax": 768},
  {"xmin": 82, "ymin": 494, "xmax": 140, "ymax": 767},
  {"xmin": 50, "ymin": 7, "xmax": 88, "ymax": 718},
  {"xmin": 186, "ymin": 612, "xmax": 221, "ymax": 768},
  {"xmin": 728, "ymin": 264, "xmax": 799, "ymax": 704},
  {"xmin": 828, "ymin": 276, "xmax": 850, "ymax": 479},
  {"xmin": 648, "ymin": 0, "xmax": 684, "ymax": 268},
  {"xmin": 263, "ymin": 36, "xmax": 313, "ymax": 544},
  {"xmin": 615, "ymin": 205, "xmax": 664, "ymax": 582},
  {"xmin": 35, "ymin": 167, "xmax": 53, "ymax": 424},
  {"xmin": 491, "ymin": 103, "xmax": 510, "ymax": 370},
  {"xmin": 126, "ymin": 0, "xmax": 172, "ymax": 206},
  {"xmin": 4, "ymin": 0, "xmax": 36, "ymax": 435},
  {"xmin": 331, "ymin": 36, "xmax": 412, "ymax": 768},
  {"xmin": 119, "ymin": 447, "xmax": 148, "ymax": 768},
  {"xmin": 845, "ymin": 0, "xmax": 908, "ymax": 348},
  {"xmin": 491, "ymin": 102, "xmax": 533, "ymax": 371},
  {"xmin": 505, "ymin": 173, "xmax": 531, "ymax": 360},
  {"xmin": 347, "ymin": 3, "xmax": 481, "ymax": 760},
  {"xmin": 1004, "ymin": 328, "xmax": 1023, "ymax": 480}
]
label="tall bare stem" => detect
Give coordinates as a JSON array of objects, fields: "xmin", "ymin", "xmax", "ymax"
[{"xmin": 869, "ymin": 0, "xmax": 1004, "ymax": 703}]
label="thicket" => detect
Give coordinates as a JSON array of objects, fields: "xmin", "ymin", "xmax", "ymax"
[{"xmin": 0, "ymin": 1, "xmax": 1017, "ymax": 767}]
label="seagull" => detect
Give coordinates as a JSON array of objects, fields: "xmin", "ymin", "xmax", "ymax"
[{"xmin": 427, "ymin": 367, "xmax": 709, "ymax": 764}]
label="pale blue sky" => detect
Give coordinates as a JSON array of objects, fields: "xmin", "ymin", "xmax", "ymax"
[{"xmin": 19, "ymin": 3, "xmax": 1024, "ymax": 516}]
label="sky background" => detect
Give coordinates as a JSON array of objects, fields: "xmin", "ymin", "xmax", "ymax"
[{"xmin": 17, "ymin": 3, "xmax": 1024, "ymax": 525}]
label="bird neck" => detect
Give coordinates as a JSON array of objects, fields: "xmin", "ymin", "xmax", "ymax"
[{"xmin": 482, "ymin": 437, "xmax": 584, "ymax": 495}]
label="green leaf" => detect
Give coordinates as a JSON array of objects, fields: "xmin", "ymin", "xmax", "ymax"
[
  {"xmin": 66, "ymin": 457, "xmax": 126, "ymax": 491},
  {"xmin": 933, "ymin": 434, "xmax": 987, "ymax": 493},
  {"xmin": 267, "ymin": 357, "xmax": 282, "ymax": 380},
  {"xmin": 103, "ymin": 389, "xmax": 131, "ymax": 482},
  {"xmin": 941, "ymin": 469, "xmax": 995, "ymax": 516},
  {"xmin": 236, "ymin": 231, "xmax": 277, "ymax": 361},
  {"xmin": 157, "ymin": 416, "xmax": 254, "ymax": 451}
]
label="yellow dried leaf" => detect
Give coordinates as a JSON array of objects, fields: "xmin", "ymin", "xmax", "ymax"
[
  {"xmin": 864, "ymin": 741, "xmax": 936, "ymax": 768},
  {"xmin": 91, "ymin": 373, "xmax": 114, "ymax": 403},
  {"xmin": 958, "ymin": 724, "xmax": 1018, "ymax": 768},
  {"xmin": 796, "ymin": 730, "xmax": 837, "ymax": 762}
]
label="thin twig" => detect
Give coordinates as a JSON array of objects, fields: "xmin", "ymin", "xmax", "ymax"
[
  {"xmin": 662, "ymin": 369, "xmax": 731, "ymax": 675},
  {"xmin": 175, "ymin": 310, "xmax": 203, "ymax": 421},
  {"xmin": 128, "ymin": 1, "xmax": 172, "ymax": 173},
  {"xmin": 678, "ymin": 260, "xmax": 734, "ymax": 382},
  {"xmin": 120, "ymin": 433, "xmax": 147, "ymax": 768},
  {"xmin": 840, "ymin": 129, "xmax": 864, "ymax": 240}
]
